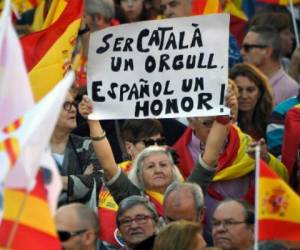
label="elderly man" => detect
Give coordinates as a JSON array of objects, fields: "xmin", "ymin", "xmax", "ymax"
[
  {"xmin": 115, "ymin": 195, "xmax": 159, "ymax": 250},
  {"xmin": 55, "ymin": 203, "xmax": 105, "ymax": 250},
  {"xmin": 241, "ymin": 25, "xmax": 299, "ymax": 105},
  {"xmin": 212, "ymin": 199, "xmax": 254, "ymax": 250}
]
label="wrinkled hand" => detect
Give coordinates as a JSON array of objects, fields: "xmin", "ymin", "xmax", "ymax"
[
  {"xmin": 247, "ymin": 138, "xmax": 270, "ymax": 163},
  {"xmin": 79, "ymin": 95, "xmax": 93, "ymax": 119}
]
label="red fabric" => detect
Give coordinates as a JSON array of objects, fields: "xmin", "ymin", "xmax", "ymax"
[
  {"xmin": 229, "ymin": 15, "xmax": 247, "ymax": 48},
  {"xmin": 172, "ymin": 125, "xmax": 240, "ymax": 178},
  {"xmin": 20, "ymin": 0, "xmax": 83, "ymax": 71},
  {"xmin": 282, "ymin": 106, "xmax": 300, "ymax": 192}
]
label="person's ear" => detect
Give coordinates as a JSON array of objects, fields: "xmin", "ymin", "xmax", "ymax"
[
  {"xmin": 198, "ymin": 206, "xmax": 206, "ymax": 224},
  {"xmin": 82, "ymin": 229, "xmax": 96, "ymax": 246},
  {"xmin": 125, "ymin": 141, "xmax": 134, "ymax": 156},
  {"xmin": 265, "ymin": 47, "xmax": 273, "ymax": 59}
]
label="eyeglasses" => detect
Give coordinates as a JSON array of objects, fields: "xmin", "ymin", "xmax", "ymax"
[
  {"xmin": 143, "ymin": 137, "xmax": 166, "ymax": 147},
  {"xmin": 211, "ymin": 219, "xmax": 246, "ymax": 229},
  {"xmin": 63, "ymin": 101, "xmax": 77, "ymax": 112},
  {"xmin": 57, "ymin": 229, "xmax": 86, "ymax": 242},
  {"xmin": 119, "ymin": 214, "xmax": 154, "ymax": 227},
  {"xmin": 242, "ymin": 43, "xmax": 268, "ymax": 52}
]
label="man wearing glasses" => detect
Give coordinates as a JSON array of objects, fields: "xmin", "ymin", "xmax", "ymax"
[
  {"xmin": 211, "ymin": 199, "xmax": 254, "ymax": 250},
  {"xmin": 241, "ymin": 25, "xmax": 299, "ymax": 105},
  {"xmin": 115, "ymin": 195, "xmax": 159, "ymax": 250}
]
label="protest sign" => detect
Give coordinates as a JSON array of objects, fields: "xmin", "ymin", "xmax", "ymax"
[{"xmin": 88, "ymin": 14, "xmax": 230, "ymax": 120}]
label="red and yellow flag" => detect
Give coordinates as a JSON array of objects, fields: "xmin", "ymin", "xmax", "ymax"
[
  {"xmin": 21, "ymin": 0, "xmax": 83, "ymax": 101},
  {"xmin": 258, "ymin": 0, "xmax": 300, "ymax": 5},
  {"xmin": 191, "ymin": 0, "xmax": 222, "ymax": 15},
  {"xmin": 0, "ymin": 171, "xmax": 60, "ymax": 250},
  {"xmin": 258, "ymin": 159, "xmax": 300, "ymax": 243}
]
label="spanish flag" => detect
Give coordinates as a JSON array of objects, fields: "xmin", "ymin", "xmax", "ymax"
[
  {"xmin": 258, "ymin": 0, "xmax": 300, "ymax": 5},
  {"xmin": 258, "ymin": 159, "xmax": 300, "ymax": 243},
  {"xmin": 21, "ymin": 0, "xmax": 83, "ymax": 101},
  {"xmin": 191, "ymin": 0, "xmax": 222, "ymax": 15},
  {"xmin": 0, "ymin": 171, "xmax": 60, "ymax": 249}
]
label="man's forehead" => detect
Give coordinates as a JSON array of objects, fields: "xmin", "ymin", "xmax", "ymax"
[
  {"xmin": 214, "ymin": 201, "xmax": 244, "ymax": 219},
  {"xmin": 244, "ymin": 31, "xmax": 261, "ymax": 43}
]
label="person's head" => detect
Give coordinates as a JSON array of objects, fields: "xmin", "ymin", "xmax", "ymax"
[
  {"xmin": 128, "ymin": 146, "xmax": 182, "ymax": 193},
  {"xmin": 229, "ymin": 63, "xmax": 274, "ymax": 137},
  {"xmin": 163, "ymin": 182, "xmax": 205, "ymax": 224},
  {"xmin": 153, "ymin": 220, "xmax": 206, "ymax": 250},
  {"xmin": 241, "ymin": 25, "xmax": 281, "ymax": 67},
  {"xmin": 55, "ymin": 91, "xmax": 78, "ymax": 133},
  {"xmin": 84, "ymin": 0, "xmax": 115, "ymax": 31},
  {"xmin": 249, "ymin": 12, "xmax": 293, "ymax": 56},
  {"xmin": 187, "ymin": 116, "xmax": 215, "ymax": 143},
  {"xmin": 257, "ymin": 240, "xmax": 288, "ymax": 250},
  {"xmin": 119, "ymin": 0, "xmax": 146, "ymax": 23},
  {"xmin": 116, "ymin": 195, "xmax": 159, "ymax": 248},
  {"xmin": 55, "ymin": 203, "xmax": 99, "ymax": 250},
  {"xmin": 121, "ymin": 119, "xmax": 164, "ymax": 160},
  {"xmin": 160, "ymin": 0, "xmax": 192, "ymax": 18},
  {"xmin": 212, "ymin": 199, "xmax": 254, "ymax": 250}
]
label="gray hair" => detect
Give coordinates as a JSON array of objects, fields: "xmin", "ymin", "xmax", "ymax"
[
  {"xmin": 128, "ymin": 146, "xmax": 182, "ymax": 190},
  {"xmin": 85, "ymin": 0, "xmax": 115, "ymax": 20},
  {"xmin": 163, "ymin": 182, "xmax": 205, "ymax": 219},
  {"xmin": 249, "ymin": 25, "xmax": 281, "ymax": 61},
  {"xmin": 116, "ymin": 195, "xmax": 159, "ymax": 228}
]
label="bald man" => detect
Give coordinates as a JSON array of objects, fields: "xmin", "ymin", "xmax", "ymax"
[{"xmin": 55, "ymin": 203, "xmax": 103, "ymax": 250}]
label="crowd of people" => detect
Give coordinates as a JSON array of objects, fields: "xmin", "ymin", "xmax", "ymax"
[{"xmin": 10, "ymin": 0, "xmax": 300, "ymax": 249}]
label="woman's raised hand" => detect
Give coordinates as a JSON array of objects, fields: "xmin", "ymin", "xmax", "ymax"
[{"xmin": 79, "ymin": 95, "xmax": 93, "ymax": 119}]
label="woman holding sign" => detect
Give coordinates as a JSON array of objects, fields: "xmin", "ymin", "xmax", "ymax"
[{"xmin": 79, "ymin": 94, "xmax": 228, "ymax": 205}]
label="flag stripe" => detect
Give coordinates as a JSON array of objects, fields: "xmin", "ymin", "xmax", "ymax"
[
  {"xmin": 3, "ymin": 189, "xmax": 57, "ymax": 236},
  {"xmin": 4, "ymin": 138, "xmax": 19, "ymax": 166},
  {"xmin": 21, "ymin": 0, "xmax": 83, "ymax": 71},
  {"xmin": 28, "ymin": 18, "xmax": 81, "ymax": 101},
  {"xmin": 259, "ymin": 219, "xmax": 300, "ymax": 241},
  {"xmin": 259, "ymin": 177, "xmax": 300, "ymax": 223},
  {"xmin": 260, "ymin": 163, "xmax": 281, "ymax": 179},
  {"xmin": 0, "ymin": 220, "xmax": 60, "ymax": 250}
]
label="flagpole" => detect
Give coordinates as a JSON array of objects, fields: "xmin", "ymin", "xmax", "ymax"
[
  {"xmin": 289, "ymin": 0, "xmax": 300, "ymax": 46},
  {"xmin": 254, "ymin": 145, "xmax": 260, "ymax": 250}
]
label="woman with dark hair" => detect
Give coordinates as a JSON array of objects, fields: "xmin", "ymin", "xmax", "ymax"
[
  {"xmin": 116, "ymin": 0, "xmax": 153, "ymax": 24},
  {"xmin": 230, "ymin": 63, "xmax": 274, "ymax": 140}
]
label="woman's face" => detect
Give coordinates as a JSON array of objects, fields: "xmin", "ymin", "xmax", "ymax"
[
  {"xmin": 56, "ymin": 93, "xmax": 77, "ymax": 131},
  {"xmin": 121, "ymin": 0, "xmax": 144, "ymax": 23},
  {"xmin": 141, "ymin": 152, "xmax": 174, "ymax": 193},
  {"xmin": 235, "ymin": 75, "xmax": 261, "ymax": 113}
]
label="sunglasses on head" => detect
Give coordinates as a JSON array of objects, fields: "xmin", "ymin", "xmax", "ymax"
[
  {"xmin": 143, "ymin": 137, "xmax": 166, "ymax": 147},
  {"xmin": 57, "ymin": 229, "xmax": 86, "ymax": 242},
  {"xmin": 242, "ymin": 43, "xmax": 268, "ymax": 52}
]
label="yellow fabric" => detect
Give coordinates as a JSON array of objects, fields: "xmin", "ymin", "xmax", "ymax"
[
  {"xmin": 31, "ymin": 1, "xmax": 45, "ymax": 32},
  {"xmin": 98, "ymin": 161, "xmax": 132, "ymax": 211},
  {"xmin": 279, "ymin": 0, "xmax": 300, "ymax": 5},
  {"xmin": 29, "ymin": 18, "xmax": 81, "ymax": 101},
  {"xmin": 268, "ymin": 154, "xmax": 289, "ymax": 182},
  {"xmin": 213, "ymin": 126, "xmax": 254, "ymax": 181},
  {"xmin": 203, "ymin": 0, "xmax": 221, "ymax": 14},
  {"xmin": 224, "ymin": 0, "xmax": 248, "ymax": 21},
  {"xmin": 3, "ymin": 189, "xmax": 57, "ymax": 237},
  {"xmin": 259, "ymin": 177, "xmax": 300, "ymax": 222},
  {"xmin": 145, "ymin": 190, "xmax": 164, "ymax": 204},
  {"xmin": 42, "ymin": 0, "xmax": 67, "ymax": 29},
  {"xmin": 213, "ymin": 126, "xmax": 288, "ymax": 182}
]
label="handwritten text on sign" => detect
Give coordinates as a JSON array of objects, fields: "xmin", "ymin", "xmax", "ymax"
[{"xmin": 88, "ymin": 14, "xmax": 230, "ymax": 120}]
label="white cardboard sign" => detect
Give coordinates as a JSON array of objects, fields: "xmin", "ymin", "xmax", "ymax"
[{"xmin": 88, "ymin": 14, "xmax": 230, "ymax": 120}]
